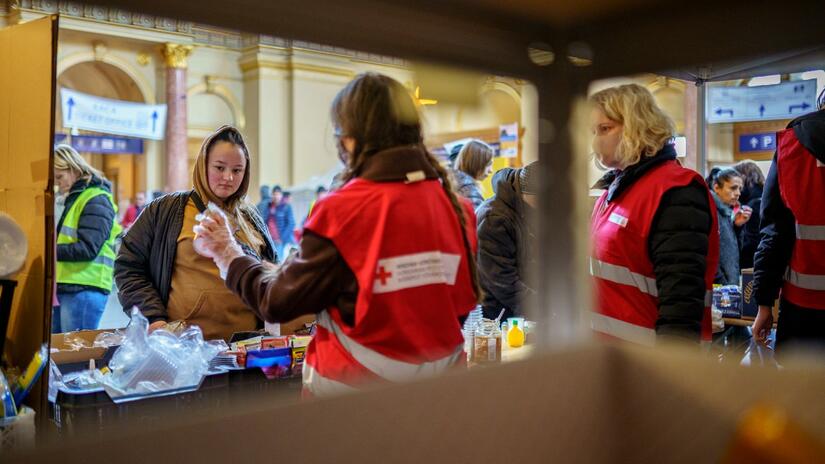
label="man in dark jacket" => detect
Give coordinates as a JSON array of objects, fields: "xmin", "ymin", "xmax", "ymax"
[
  {"xmin": 477, "ymin": 163, "xmax": 538, "ymax": 320},
  {"xmin": 753, "ymin": 100, "xmax": 825, "ymax": 352}
]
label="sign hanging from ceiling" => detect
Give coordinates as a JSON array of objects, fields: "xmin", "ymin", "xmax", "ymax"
[
  {"xmin": 706, "ymin": 79, "xmax": 817, "ymax": 124},
  {"xmin": 60, "ymin": 88, "xmax": 167, "ymax": 140}
]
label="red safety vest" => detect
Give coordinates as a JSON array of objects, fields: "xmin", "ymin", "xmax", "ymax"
[
  {"xmin": 777, "ymin": 128, "xmax": 825, "ymax": 310},
  {"xmin": 590, "ymin": 160, "xmax": 720, "ymax": 345},
  {"xmin": 302, "ymin": 176, "xmax": 478, "ymax": 396}
]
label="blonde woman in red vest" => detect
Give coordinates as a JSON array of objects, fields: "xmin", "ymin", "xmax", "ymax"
[
  {"xmin": 589, "ymin": 84, "xmax": 720, "ymax": 346},
  {"xmin": 752, "ymin": 91, "xmax": 825, "ymax": 354},
  {"xmin": 193, "ymin": 73, "xmax": 481, "ymax": 396}
]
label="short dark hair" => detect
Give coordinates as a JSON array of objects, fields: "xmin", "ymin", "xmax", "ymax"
[
  {"xmin": 316, "ymin": 186, "xmax": 328, "ymax": 194},
  {"xmin": 272, "ymin": 185, "xmax": 282, "ymax": 193},
  {"xmin": 283, "ymin": 191, "xmax": 292, "ymax": 198}
]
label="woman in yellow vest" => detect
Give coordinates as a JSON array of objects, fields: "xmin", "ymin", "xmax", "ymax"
[
  {"xmin": 114, "ymin": 126, "xmax": 277, "ymax": 341},
  {"xmin": 53, "ymin": 145, "xmax": 121, "ymax": 333}
]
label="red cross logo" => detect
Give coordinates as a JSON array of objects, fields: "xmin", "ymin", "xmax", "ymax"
[{"xmin": 376, "ymin": 266, "xmax": 393, "ymax": 285}]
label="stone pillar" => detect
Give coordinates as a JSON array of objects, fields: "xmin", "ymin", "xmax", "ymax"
[
  {"xmin": 161, "ymin": 43, "xmax": 193, "ymax": 192},
  {"xmin": 239, "ymin": 45, "xmax": 293, "ymax": 201},
  {"xmin": 519, "ymin": 81, "xmax": 540, "ymax": 165}
]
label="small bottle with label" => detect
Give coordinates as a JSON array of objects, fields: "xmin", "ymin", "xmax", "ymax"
[{"xmin": 507, "ymin": 319, "xmax": 525, "ymax": 348}]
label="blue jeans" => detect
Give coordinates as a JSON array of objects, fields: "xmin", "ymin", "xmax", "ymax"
[{"xmin": 53, "ymin": 290, "xmax": 107, "ymax": 333}]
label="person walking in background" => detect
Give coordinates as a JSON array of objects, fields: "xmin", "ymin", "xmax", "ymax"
[
  {"xmin": 588, "ymin": 84, "xmax": 719, "ymax": 345},
  {"xmin": 264, "ymin": 186, "xmax": 296, "ymax": 259},
  {"xmin": 53, "ymin": 144, "xmax": 121, "ymax": 332},
  {"xmin": 257, "ymin": 184, "xmax": 271, "ymax": 221},
  {"xmin": 752, "ymin": 91, "xmax": 825, "ymax": 353},
  {"xmin": 732, "ymin": 160, "xmax": 765, "ymax": 270},
  {"xmin": 452, "ymin": 140, "xmax": 494, "ymax": 210},
  {"xmin": 476, "ymin": 162, "xmax": 539, "ymax": 320},
  {"xmin": 710, "ymin": 168, "xmax": 752, "ymax": 285},
  {"xmin": 120, "ymin": 191, "xmax": 147, "ymax": 231}
]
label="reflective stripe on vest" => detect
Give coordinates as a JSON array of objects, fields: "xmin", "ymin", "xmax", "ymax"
[
  {"xmin": 590, "ymin": 257, "xmax": 658, "ymax": 297},
  {"xmin": 590, "ymin": 312, "xmax": 656, "ymax": 347},
  {"xmin": 302, "ymin": 363, "xmax": 359, "ymax": 397},
  {"xmin": 315, "ymin": 311, "xmax": 463, "ymax": 383},
  {"xmin": 56, "ymin": 187, "xmax": 119, "ymax": 290},
  {"xmin": 591, "ymin": 257, "xmax": 713, "ymax": 307},
  {"xmin": 786, "ymin": 269, "xmax": 825, "ymax": 291},
  {"xmin": 796, "ymin": 223, "xmax": 825, "ymax": 241}
]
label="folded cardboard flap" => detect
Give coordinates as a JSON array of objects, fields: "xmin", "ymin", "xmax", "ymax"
[{"xmin": 50, "ymin": 329, "xmax": 112, "ymax": 365}]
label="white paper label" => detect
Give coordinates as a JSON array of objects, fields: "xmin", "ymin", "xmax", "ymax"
[
  {"xmin": 372, "ymin": 251, "xmax": 461, "ymax": 294},
  {"xmin": 608, "ymin": 212, "xmax": 629, "ymax": 228},
  {"xmin": 488, "ymin": 338, "xmax": 497, "ymax": 361}
]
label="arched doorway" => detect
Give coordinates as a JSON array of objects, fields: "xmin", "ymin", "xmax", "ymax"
[{"xmin": 56, "ymin": 61, "xmax": 148, "ymax": 214}]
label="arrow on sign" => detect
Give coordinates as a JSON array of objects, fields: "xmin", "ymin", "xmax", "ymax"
[
  {"xmin": 759, "ymin": 104, "xmax": 765, "ymax": 117},
  {"xmin": 750, "ymin": 137, "xmax": 759, "ymax": 149},
  {"xmin": 151, "ymin": 111, "xmax": 158, "ymax": 132},
  {"xmin": 67, "ymin": 97, "xmax": 75, "ymax": 121},
  {"xmin": 789, "ymin": 102, "xmax": 811, "ymax": 113},
  {"xmin": 715, "ymin": 108, "xmax": 734, "ymax": 117}
]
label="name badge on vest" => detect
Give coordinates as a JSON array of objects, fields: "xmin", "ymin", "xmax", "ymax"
[{"xmin": 608, "ymin": 212, "xmax": 629, "ymax": 228}]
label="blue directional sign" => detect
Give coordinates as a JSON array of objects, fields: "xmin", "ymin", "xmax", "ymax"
[
  {"xmin": 738, "ymin": 132, "xmax": 777, "ymax": 153},
  {"xmin": 707, "ymin": 79, "xmax": 817, "ymax": 124},
  {"xmin": 60, "ymin": 88, "xmax": 167, "ymax": 140},
  {"xmin": 54, "ymin": 134, "xmax": 144, "ymax": 154}
]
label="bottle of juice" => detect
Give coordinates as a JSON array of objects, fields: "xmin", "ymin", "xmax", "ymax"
[{"xmin": 507, "ymin": 319, "xmax": 525, "ymax": 348}]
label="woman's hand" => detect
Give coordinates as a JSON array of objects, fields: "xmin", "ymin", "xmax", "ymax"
[
  {"xmin": 734, "ymin": 205, "xmax": 753, "ymax": 226},
  {"xmin": 752, "ymin": 305, "xmax": 774, "ymax": 345},
  {"xmin": 148, "ymin": 320, "xmax": 168, "ymax": 333},
  {"xmin": 193, "ymin": 207, "xmax": 245, "ymax": 278}
]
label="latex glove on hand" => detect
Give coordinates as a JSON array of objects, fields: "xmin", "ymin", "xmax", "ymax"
[{"xmin": 193, "ymin": 203, "xmax": 245, "ymax": 278}]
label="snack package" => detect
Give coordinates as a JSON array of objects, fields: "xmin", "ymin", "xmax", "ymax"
[
  {"xmin": 290, "ymin": 336, "xmax": 312, "ymax": 376},
  {"xmin": 12, "ymin": 344, "xmax": 48, "ymax": 406},
  {"xmin": 246, "ymin": 348, "xmax": 292, "ymax": 379}
]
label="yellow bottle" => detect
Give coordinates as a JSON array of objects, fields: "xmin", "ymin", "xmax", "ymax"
[{"xmin": 507, "ymin": 320, "xmax": 525, "ymax": 348}]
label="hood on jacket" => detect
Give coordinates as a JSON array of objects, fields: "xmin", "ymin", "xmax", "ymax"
[
  {"xmin": 491, "ymin": 167, "xmax": 524, "ymax": 214},
  {"xmin": 69, "ymin": 174, "xmax": 112, "ymax": 195},
  {"xmin": 453, "ymin": 169, "xmax": 478, "ymax": 191},
  {"xmin": 259, "ymin": 184, "xmax": 271, "ymax": 201},
  {"xmin": 193, "ymin": 125, "xmax": 253, "ymax": 209},
  {"xmin": 789, "ymin": 108, "xmax": 825, "ymax": 165},
  {"xmin": 712, "ymin": 191, "xmax": 733, "ymax": 217}
]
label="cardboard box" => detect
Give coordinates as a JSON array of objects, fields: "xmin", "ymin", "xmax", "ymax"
[
  {"xmin": 265, "ymin": 315, "xmax": 315, "ymax": 336},
  {"xmin": 740, "ymin": 268, "xmax": 757, "ymax": 319},
  {"xmin": 50, "ymin": 329, "xmax": 114, "ymax": 365}
]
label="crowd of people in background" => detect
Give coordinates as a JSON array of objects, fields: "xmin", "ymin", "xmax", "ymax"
[{"xmin": 50, "ymin": 72, "xmax": 825, "ymax": 365}]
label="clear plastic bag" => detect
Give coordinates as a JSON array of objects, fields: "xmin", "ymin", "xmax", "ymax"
[
  {"xmin": 740, "ymin": 337, "xmax": 779, "ymax": 368},
  {"xmin": 93, "ymin": 330, "xmax": 125, "ymax": 348},
  {"xmin": 100, "ymin": 308, "xmax": 228, "ymax": 400}
]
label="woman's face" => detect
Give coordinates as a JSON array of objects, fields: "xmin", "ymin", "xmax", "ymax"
[
  {"xmin": 207, "ymin": 141, "xmax": 246, "ymax": 201},
  {"xmin": 714, "ymin": 177, "xmax": 743, "ymax": 206},
  {"xmin": 590, "ymin": 107, "xmax": 624, "ymax": 170},
  {"xmin": 54, "ymin": 169, "xmax": 78, "ymax": 194}
]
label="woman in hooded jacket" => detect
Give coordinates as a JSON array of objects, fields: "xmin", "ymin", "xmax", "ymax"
[{"xmin": 114, "ymin": 126, "xmax": 276, "ymax": 341}]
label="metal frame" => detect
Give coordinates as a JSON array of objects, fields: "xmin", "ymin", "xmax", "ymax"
[{"xmin": 89, "ymin": 0, "xmax": 825, "ymax": 344}]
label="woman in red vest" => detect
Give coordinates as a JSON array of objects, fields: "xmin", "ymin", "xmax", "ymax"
[
  {"xmin": 193, "ymin": 73, "xmax": 481, "ymax": 396},
  {"xmin": 589, "ymin": 84, "xmax": 720, "ymax": 346}
]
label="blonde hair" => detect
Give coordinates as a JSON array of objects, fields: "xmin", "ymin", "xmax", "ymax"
[
  {"xmin": 456, "ymin": 140, "xmax": 494, "ymax": 180},
  {"xmin": 193, "ymin": 125, "xmax": 264, "ymax": 254},
  {"xmin": 590, "ymin": 84, "xmax": 675, "ymax": 169},
  {"xmin": 53, "ymin": 144, "xmax": 105, "ymax": 182}
]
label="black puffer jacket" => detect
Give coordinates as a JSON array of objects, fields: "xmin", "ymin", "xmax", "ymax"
[
  {"xmin": 594, "ymin": 145, "xmax": 713, "ymax": 341},
  {"xmin": 476, "ymin": 168, "xmax": 537, "ymax": 320},
  {"xmin": 754, "ymin": 108, "xmax": 825, "ymax": 308},
  {"xmin": 452, "ymin": 169, "xmax": 485, "ymax": 210},
  {"xmin": 114, "ymin": 191, "xmax": 276, "ymax": 322},
  {"xmin": 57, "ymin": 176, "xmax": 116, "ymax": 295},
  {"xmin": 738, "ymin": 184, "xmax": 763, "ymax": 269}
]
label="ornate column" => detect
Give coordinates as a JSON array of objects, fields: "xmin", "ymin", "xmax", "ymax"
[{"xmin": 161, "ymin": 43, "xmax": 193, "ymax": 192}]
